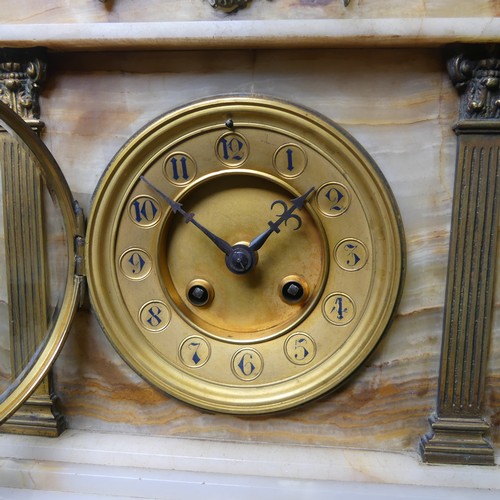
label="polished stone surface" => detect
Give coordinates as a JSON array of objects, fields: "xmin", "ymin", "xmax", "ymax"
[
  {"xmin": 0, "ymin": 6, "xmax": 499, "ymax": 494},
  {"xmin": 1, "ymin": 0, "xmax": 498, "ymax": 22},
  {"xmin": 0, "ymin": 18, "xmax": 499, "ymax": 50},
  {"xmin": 0, "ymin": 430, "xmax": 499, "ymax": 498},
  {"xmin": 32, "ymin": 47, "xmax": 498, "ymax": 454}
]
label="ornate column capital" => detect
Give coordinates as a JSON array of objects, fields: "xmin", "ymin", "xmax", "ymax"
[
  {"xmin": 0, "ymin": 48, "xmax": 46, "ymax": 122},
  {"xmin": 420, "ymin": 45, "xmax": 499, "ymax": 465},
  {"xmin": 448, "ymin": 46, "xmax": 500, "ymax": 120}
]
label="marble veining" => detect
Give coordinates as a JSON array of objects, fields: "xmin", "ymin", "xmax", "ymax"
[
  {"xmin": 30, "ymin": 48, "xmax": 498, "ymax": 454},
  {"xmin": 1, "ymin": 0, "xmax": 498, "ymax": 23}
]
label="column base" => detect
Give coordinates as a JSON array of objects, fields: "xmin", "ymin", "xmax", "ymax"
[
  {"xmin": 1, "ymin": 389, "xmax": 66, "ymax": 438},
  {"xmin": 420, "ymin": 414, "xmax": 494, "ymax": 465}
]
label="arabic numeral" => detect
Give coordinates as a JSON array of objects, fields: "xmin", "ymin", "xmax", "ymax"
[
  {"xmin": 286, "ymin": 148, "xmax": 294, "ymax": 171},
  {"xmin": 119, "ymin": 249, "xmax": 151, "ymax": 280},
  {"xmin": 231, "ymin": 349, "xmax": 263, "ymax": 381},
  {"xmin": 139, "ymin": 301, "xmax": 171, "ymax": 332},
  {"xmin": 284, "ymin": 333, "xmax": 316, "ymax": 365},
  {"xmin": 317, "ymin": 183, "xmax": 350, "ymax": 217},
  {"xmin": 332, "ymin": 296, "xmax": 348, "ymax": 321},
  {"xmin": 323, "ymin": 293, "xmax": 355, "ymax": 326},
  {"xmin": 334, "ymin": 238, "xmax": 368, "ymax": 271},
  {"xmin": 170, "ymin": 156, "xmax": 189, "ymax": 180},
  {"xmin": 164, "ymin": 153, "xmax": 197, "ymax": 185},
  {"xmin": 273, "ymin": 143, "xmax": 307, "ymax": 178},
  {"xmin": 179, "ymin": 336, "xmax": 211, "ymax": 368},
  {"xmin": 129, "ymin": 196, "xmax": 160, "ymax": 226},
  {"xmin": 216, "ymin": 132, "xmax": 249, "ymax": 167},
  {"xmin": 128, "ymin": 252, "xmax": 146, "ymax": 274}
]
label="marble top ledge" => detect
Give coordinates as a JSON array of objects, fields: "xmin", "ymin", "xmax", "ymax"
[{"xmin": 0, "ymin": 18, "xmax": 499, "ymax": 51}]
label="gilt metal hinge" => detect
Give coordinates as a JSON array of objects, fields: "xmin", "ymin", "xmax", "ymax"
[{"xmin": 74, "ymin": 199, "xmax": 87, "ymax": 307}]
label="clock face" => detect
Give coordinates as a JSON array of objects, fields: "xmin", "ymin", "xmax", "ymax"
[{"xmin": 87, "ymin": 95, "xmax": 404, "ymax": 414}]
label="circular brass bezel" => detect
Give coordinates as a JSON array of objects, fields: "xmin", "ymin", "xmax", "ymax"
[
  {"xmin": 0, "ymin": 102, "xmax": 79, "ymax": 424},
  {"xmin": 86, "ymin": 95, "xmax": 405, "ymax": 414}
]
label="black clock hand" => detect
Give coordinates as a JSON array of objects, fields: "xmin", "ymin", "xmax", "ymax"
[
  {"xmin": 140, "ymin": 176, "xmax": 234, "ymax": 257},
  {"xmin": 248, "ymin": 186, "xmax": 315, "ymax": 252}
]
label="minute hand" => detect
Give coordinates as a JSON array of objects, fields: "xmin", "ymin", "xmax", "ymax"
[
  {"xmin": 249, "ymin": 187, "xmax": 315, "ymax": 252},
  {"xmin": 140, "ymin": 176, "xmax": 233, "ymax": 256}
]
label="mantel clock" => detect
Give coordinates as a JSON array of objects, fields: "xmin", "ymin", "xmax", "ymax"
[{"xmin": 0, "ymin": 95, "xmax": 404, "ymax": 418}]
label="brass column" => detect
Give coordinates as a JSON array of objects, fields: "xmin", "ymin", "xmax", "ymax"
[
  {"xmin": 421, "ymin": 47, "xmax": 499, "ymax": 465},
  {"xmin": 0, "ymin": 48, "xmax": 66, "ymax": 436}
]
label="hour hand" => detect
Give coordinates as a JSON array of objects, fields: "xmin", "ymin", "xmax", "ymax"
[
  {"xmin": 140, "ymin": 176, "xmax": 233, "ymax": 256},
  {"xmin": 249, "ymin": 186, "xmax": 315, "ymax": 252}
]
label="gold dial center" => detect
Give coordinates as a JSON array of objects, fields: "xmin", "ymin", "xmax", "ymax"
[{"xmin": 159, "ymin": 173, "xmax": 328, "ymax": 343}]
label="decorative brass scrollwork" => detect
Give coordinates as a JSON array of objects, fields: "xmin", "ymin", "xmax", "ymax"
[
  {"xmin": 208, "ymin": 0, "xmax": 251, "ymax": 13},
  {"xmin": 207, "ymin": 1, "xmax": 349, "ymax": 13}
]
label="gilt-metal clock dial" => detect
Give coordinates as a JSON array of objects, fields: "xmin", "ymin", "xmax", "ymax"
[{"xmin": 86, "ymin": 95, "xmax": 405, "ymax": 414}]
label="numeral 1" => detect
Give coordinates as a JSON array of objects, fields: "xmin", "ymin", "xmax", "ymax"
[{"xmin": 273, "ymin": 143, "xmax": 307, "ymax": 178}]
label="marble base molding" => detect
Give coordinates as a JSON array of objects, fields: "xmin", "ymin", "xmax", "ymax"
[
  {"xmin": 1, "ymin": 430, "xmax": 499, "ymax": 498},
  {"xmin": 421, "ymin": 46, "xmax": 500, "ymax": 465}
]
